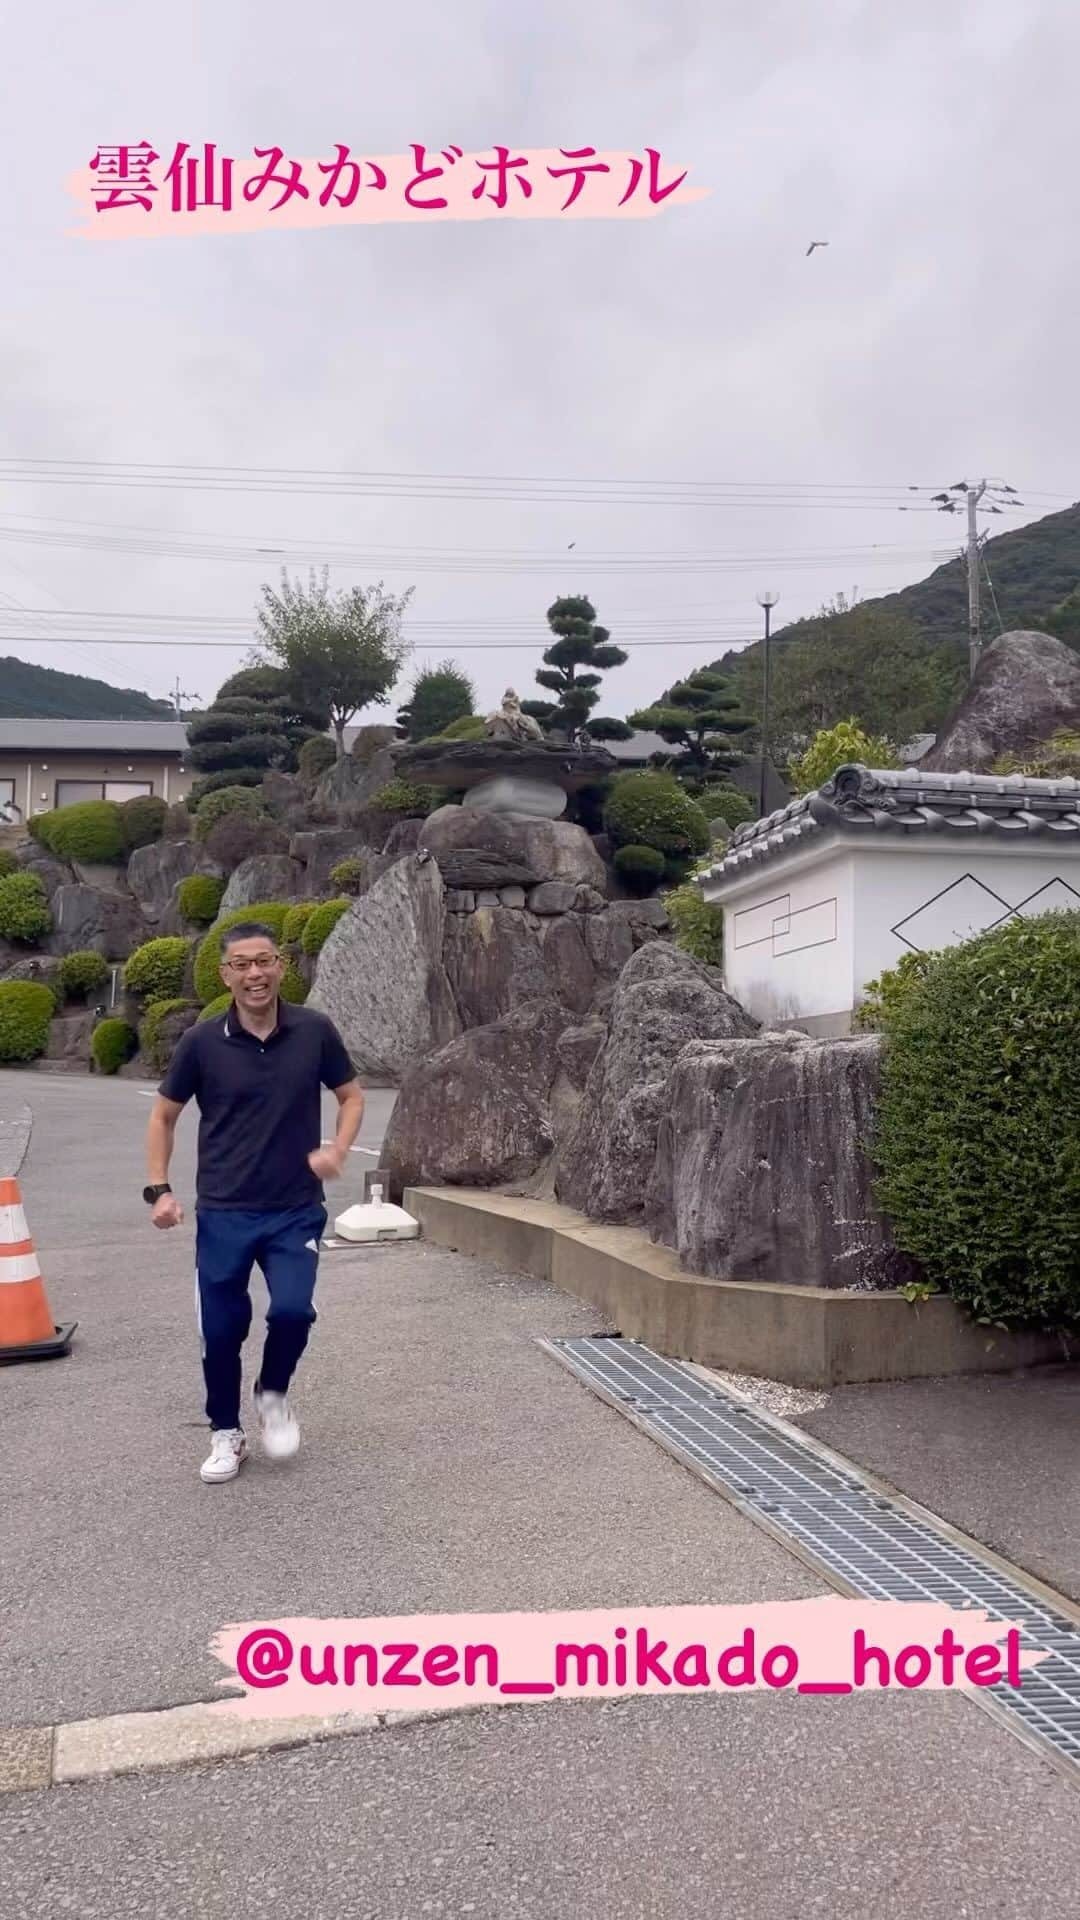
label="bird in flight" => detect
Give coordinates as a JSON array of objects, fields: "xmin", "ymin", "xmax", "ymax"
[
  {"xmin": 567, "ymin": 541, "xmax": 576, "ymax": 549},
  {"xmin": 805, "ymin": 240, "xmax": 829, "ymax": 256}
]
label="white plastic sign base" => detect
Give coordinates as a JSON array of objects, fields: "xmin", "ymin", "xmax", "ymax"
[{"xmin": 333, "ymin": 1201, "xmax": 420, "ymax": 1244}]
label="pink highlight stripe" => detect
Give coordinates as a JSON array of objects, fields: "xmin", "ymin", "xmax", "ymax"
[
  {"xmin": 797, "ymin": 1682, "xmax": 853, "ymax": 1694},
  {"xmin": 500, "ymin": 1681, "xmax": 557, "ymax": 1696}
]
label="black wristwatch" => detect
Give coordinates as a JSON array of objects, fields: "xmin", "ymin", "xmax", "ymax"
[{"xmin": 143, "ymin": 1183, "xmax": 172, "ymax": 1205}]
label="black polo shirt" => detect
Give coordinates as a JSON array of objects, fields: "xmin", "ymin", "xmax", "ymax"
[{"xmin": 159, "ymin": 1000, "xmax": 355, "ymax": 1212}]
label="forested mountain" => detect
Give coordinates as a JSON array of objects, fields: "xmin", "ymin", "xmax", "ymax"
[{"xmin": 0, "ymin": 655, "xmax": 173, "ymax": 719}]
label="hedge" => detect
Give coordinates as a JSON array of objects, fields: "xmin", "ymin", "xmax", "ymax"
[
  {"xmin": 57, "ymin": 950, "xmax": 110, "ymax": 1000},
  {"xmin": 176, "ymin": 872, "xmax": 226, "ymax": 925},
  {"xmin": 603, "ymin": 772, "xmax": 710, "ymax": 880},
  {"xmin": 187, "ymin": 768, "xmax": 267, "ymax": 811},
  {"xmin": 0, "ymin": 849, "xmax": 17, "ymax": 878},
  {"xmin": 141, "ymin": 997, "xmax": 197, "ymax": 1074},
  {"xmin": 873, "ymin": 911, "xmax": 1080, "ymax": 1331},
  {"xmin": 123, "ymin": 936, "xmax": 191, "ymax": 1003},
  {"xmin": 193, "ymin": 786, "xmax": 265, "ymax": 842},
  {"xmin": 0, "ymin": 871, "xmax": 52, "ymax": 944},
  {"xmin": 193, "ymin": 901, "xmax": 292, "ymax": 1004},
  {"xmin": 282, "ymin": 902, "xmax": 316, "ymax": 946},
  {"xmin": 91, "ymin": 1018, "xmax": 138, "ymax": 1075},
  {"xmin": 368, "ymin": 779, "xmax": 433, "ymax": 816},
  {"xmin": 120, "ymin": 793, "xmax": 168, "ymax": 849},
  {"xmin": 853, "ymin": 951, "xmax": 937, "ymax": 1033},
  {"xmin": 198, "ymin": 992, "xmax": 231, "ymax": 1022},
  {"xmin": 0, "ymin": 981, "xmax": 55, "ymax": 1062},
  {"xmin": 301, "ymin": 898, "xmax": 351, "ymax": 955},
  {"xmin": 31, "ymin": 799, "xmax": 126, "ymax": 863},
  {"xmin": 329, "ymin": 857, "xmax": 365, "ymax": 895},
  {"xmin": 612, "ymin": 844, "xmax": 665, "ymax": 896}
]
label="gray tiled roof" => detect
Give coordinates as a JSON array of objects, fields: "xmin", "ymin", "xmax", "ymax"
[
  {"xmin": 702, "ymin": 762, "xmax": 1080, "ymax": 885},
  {"xmin": 0, "ymin": 719, "xmax": 188, "ymax": 752}
]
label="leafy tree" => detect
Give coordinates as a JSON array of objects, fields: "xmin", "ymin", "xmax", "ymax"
[
  {"xmin": 521, "ymin": 595, "xmax": 632, "ymax": 741},
  {"xmin": 789, "ymin": 719, "xmax": 902, "ymax": 795},
  {"xmin": 397, "ymin": 661, "xmax": 475, "ymax": 741},
  {"xmin": 629, "ymin": 667, "xmax": 752, "ymax": 783},
  {"xmin": 1042, "ymin": 585, "xmax": 1080, "ymax": 652},
  {"xmin": 256, "ymin": 568, "xmax": 413, "ymax": 758}
]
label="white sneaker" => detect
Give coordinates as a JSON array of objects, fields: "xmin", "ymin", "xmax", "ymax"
[
  {"xmin": 200, "ymin": 1428, "xmax": 248, "ymax": 1484},
  {"xmin": 254, "ymin": 1387, "xmax": 300, "ymax": 1461}
]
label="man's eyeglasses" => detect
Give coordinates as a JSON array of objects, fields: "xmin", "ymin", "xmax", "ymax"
[{"xmin": 224, "ymin": 954, "xmax": 282, "ymax": 974}]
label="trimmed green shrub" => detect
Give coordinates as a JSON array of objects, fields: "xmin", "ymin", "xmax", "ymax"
[
  {"xmin": 123, "ymin": 937, "xmax": 191, "ymax": 1003},
  {"xmin": 298, "ymin": 735, "xmax": 338, "ymax": 782},
  {"xmin": 301, "ymin": 898, "xmax": 351, "ymax": 956},
  {"xmin": 163, "ymin": 800, "xmax": 193, "ymax": 840},
  {"xmin": 193, "ymin": 785, "xmax": 265, "ymax": 841},
  {"xmin": 186, "ymin": 768, "xmax": 267, "ymax": 812},
  {"xmin": 57, "ymin": 950, "xmax": 110, "ymax": 1000},
  {"xmin": 854, "ymin": 951, "xmax": 938, "ymax": 1033},
  {"xmin": 329, "ymin": 857, "xmax": 365, "ymax": 895},
  {"xmin": 0, "ymin": 871, "xmax": 52, "ymax": 943},
  {"xmin": 282, "ymin": 902, "xmax": 316, "ymax": 946},
  {"xmin": 198, "ymin": 992, "xmax": 232, "ymax": 1022},
  {"xmin": 31, "ymin": 799, "xmax": 126, "ymax": 864},
  {"xmin": 613, "ymin": 844, "xmax": 666, "ymax": 896},
  {"xmin": 120, "ymin": 793, "xmax": 168, "ymax": 850},
  {"xmin": 91, "ymin": 1017, "xmax": 138, "ymax": 1075},
  {"xmin": 281, "ymin": 960, "xmax": 308, "ymax": 1003},
  {"xmin": 0, "ymin": 981, "xmax": 55, "ymax": 1062},
  {"xmin": 193, "ymin": 902, "xmax": 292, "ymax": 1004},
  {"xmin": 0, "ymin": 849, "xmax": 17, "ymax": 878},
  {"xmin": 431, "ymin": 714, "xmax": 487, "ymax": 741},
  {"xmin": 603, "ymin": 771, "xmax": 710, "ymax": 881},
  {"xmin": 700, "ymin": 786, "xmax": 755, "ymax": 829},
  {"xmin": 141, "ymin": 997, "xmax": 197, "ymax": 1073},
  {"xmin": 873, "ymin": 911, "xmax": 1080, "ymax": 1331},
  {"xmin": 368, "ymin": 779, "xmax": 433, "ymax": 817},
  {"xmin": 664, "ymin": 884, "xmax": 724, "ymax": 968},
  {"xmin": 176, "ymin": 873, "xmax": 226, "ymax": 925}
]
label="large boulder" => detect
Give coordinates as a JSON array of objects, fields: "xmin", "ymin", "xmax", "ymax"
[
  {"xmin": 15, "ymin": 846, "xmax": 72, "ymax": 901},
  {"xmin": 645, "ymin": 1034, "xmax": 921, "ymax": 1291},
  {"xmin": 289, "ymin": 829, "xmax": 370, "ymax": 898},
  {"xmin": 46, "ymin": 884, "xmax": 147, "ymax": 960},
  {"xmin": 307, "ymin": 855, "xmax": 461, "ymax": 1083},
  {"xmin": 219, "ymin": 854, "xmax": 304, "ymax": 914},
  {"xmin": 418, "ymin": 807, "xmax": 608, "ymax": 893},
  {"xmin": 920, "ymin": 630, "xmax": 1080, "ymax": 772},
  {"xmin": 127, "ymin": 839, "xmax": 215, "ymax": 924},
  {"xmin": 555, "ymin": 944, "xmax": 759, "ymax": 1223},
  {"xmin": 443, "ymin": 907, "xmax": 550, "ymax": 1028},
  {"xmin": 382, "ymin": 998, "xmax": 571, "ymax": 1196},
  {"xmin": 44, "ymin": 1009, "xmax": 96, "ymax": 1067},
  {"xmin": 313, "ymin": 745, "xmax": 399, "ymax": 822},
  {"xmin": 0, "ymin": 950, "xmax": 63, "ymax": 994}
]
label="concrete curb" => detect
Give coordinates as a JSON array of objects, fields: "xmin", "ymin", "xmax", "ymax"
[
  {"xmin": 0, "ymin": 1702, "xmax": 469, "ymax": 1795},
  {"xmin": 403, "ymin": 1187, "xmax": 1075, "ymax": 1388}
]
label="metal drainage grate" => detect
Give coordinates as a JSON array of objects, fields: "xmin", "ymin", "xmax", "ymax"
[{"xmin": 542, "ymin": 1337, "xmax": 1080, "ymax": 1772}]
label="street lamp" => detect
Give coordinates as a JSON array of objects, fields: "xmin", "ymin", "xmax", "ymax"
[{"xmin": 756, "ymin": 591, "xmax": 780, "ymax": 818}]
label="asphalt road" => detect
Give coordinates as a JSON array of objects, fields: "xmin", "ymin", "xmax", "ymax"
[{"xmin": 2, "ymin": 1070, "xmax": 1079, "ymax": 1918}]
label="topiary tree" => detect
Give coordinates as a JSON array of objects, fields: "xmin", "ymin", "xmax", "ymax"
[
  {"xmin": 193, "ymin": 902, "xmax": 293, "ymax": 1003},
  {"xmin": 602, "ymin": 771, "xmax": 711, "ymax": 882},
  {"xmin": 141, "ymin": 997, "xmax": 198, "ymax": 1074},
  {"xmin": 397, "ymin": 661, "xmax": 475, "ymax": 741},
  {"xmin": 120, "ymin": 793, "xmax": 168, "ymax": 850},
  {"xmin": 301, "ymin": 898, "xmax": 351, "ymax": 955},
  {"xmin": 176, "ymin": 873, "xmax": 226, "ymax": 925},
  {"xmin": 123, "ymin": 937, "xmax": 192, "ymax": 1003},
  {"xmin": 0, "ymin": 981, "xmax": 55, "ymax": 1062},
  {"xmin": 630, "ymin": 668, "xmax": 752, "ymax": 785},
  {"xmin": 282, "ymin": 901, "xmax": 316, "ymax": 947},
  {"xmin": 30, "ymin": 799, "xmax": 126, "ymax": 863},
  {"xmin": 789, "ymin": 720, "xmax": 901, "ymax": 796},
  {"xmin": 57, "ymin": 950, "xmax": 110, "ymax": 1000},
  {"xmin": 91, "ymin": 1018, "xmax": 138, "ymax": 1075},
  {"xmin": 872, "ymin": 911, "xmax": 1080, "ymax": 1330},
  {"xmin": 612, "ymin": 844, "xmax": 666, "ymax": 896},
  {"xmin": 280, "ymin": 960, "xmax": 308, "ymax": 1003},
  {"xmin": 193, "ymin": 785, "xmax": 265, "ymax": 843},
  {"xmin": 329, "ymin": 857, "xmax": 366, "ymax": 895},
  {"xmin": 522, "ymin": 594, "xmax": 632, "ymax": 741},
  {"xmin": 0, "ymin": 871, "xmax": 52, "ymax": 944}
]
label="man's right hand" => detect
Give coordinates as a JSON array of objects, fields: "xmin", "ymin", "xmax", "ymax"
[{"xmin": 151, "ymin": 1193, "xmax": 184, "ymax": 1230}]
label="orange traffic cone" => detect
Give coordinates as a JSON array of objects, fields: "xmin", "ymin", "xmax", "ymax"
[{"xmin": 0, "ymin": 1176, "xmax": 76, "ymax": 1363}]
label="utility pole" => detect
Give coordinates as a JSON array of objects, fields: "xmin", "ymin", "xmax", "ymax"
[
  {"xmin": 755, "ymin": 591, "xmax": 780, "ymax": 817},
  {"xmin": 930, "ymin": 479, "xmax": 1023, "ymax": 679}
]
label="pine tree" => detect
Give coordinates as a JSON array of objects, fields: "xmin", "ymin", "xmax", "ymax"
[
  {"xmin": 397, "ymin": 661, "xmax": 475, "ymax": 740},
  {"xmin": 629, "ymin": 667, "xmax": 752, "ymax": 786},
  {"xmin": 521, "ymin": 595, "xmax": 632, "ymax": 741}
]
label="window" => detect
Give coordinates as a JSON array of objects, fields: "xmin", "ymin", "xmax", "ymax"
[{"xmin": 55, "ymin": 779, "xmax": 154, "ymax": 808}]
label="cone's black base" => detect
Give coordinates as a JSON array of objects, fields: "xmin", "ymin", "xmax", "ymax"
[{"xmin": 0, "ymin": 1322, "xmax": 77, "ymax": 1365}]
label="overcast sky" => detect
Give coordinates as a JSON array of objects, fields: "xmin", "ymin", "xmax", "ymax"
[{"xmin": 0, "ymin": 0, "xmax": 1077, "ymax": 722}]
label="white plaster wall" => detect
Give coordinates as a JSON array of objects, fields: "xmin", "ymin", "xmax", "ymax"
[
  {"xmin": 850, "ymin": 842, "xmax": 1080, "ymax": 1001},
  {"xmin": 719, "ymin": 851, "xmax": 855, "ymax": 1024}
]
